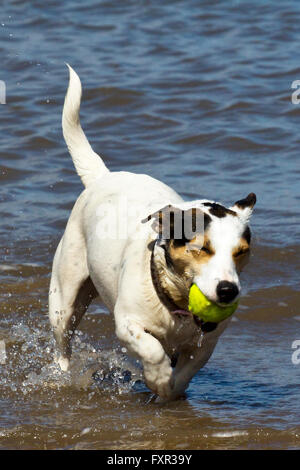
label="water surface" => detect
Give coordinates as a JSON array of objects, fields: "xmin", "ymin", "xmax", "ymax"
[{"xmin": 0, "ymin": 0, "xmax": 300, "ymax": 450}]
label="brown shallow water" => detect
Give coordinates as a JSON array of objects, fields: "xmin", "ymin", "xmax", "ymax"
[{"xmin": 0, "ymin": 0, "xmax": 300, "ymax": 450}]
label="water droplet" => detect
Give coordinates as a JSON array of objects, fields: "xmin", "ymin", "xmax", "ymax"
[
  {"xmin": 80, "ymin": 427, "xmax": 91, "ymax": 436},
  {"xmin": 197, "ymin": 331, "xmax": 204, "ymax": 348}
]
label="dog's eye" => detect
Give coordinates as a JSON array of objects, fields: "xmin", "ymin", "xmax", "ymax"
[
  {"xmin": 188, "ymin": 242, "xmax": 214, "ymax": 256},
  {"xmin": 234, "ymin": 248, "xmax": 249, "ymax": 258},
  {"xmin": 201, "ymin": 246, "xmax": 212, "ymax": 255}
]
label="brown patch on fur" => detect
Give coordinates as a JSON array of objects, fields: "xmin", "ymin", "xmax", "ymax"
[
  {"xmin": 152, "ymin": 232, "xmax": 215, "ymax": 310},
  {"xmin": 167, "ymin": 234, "xmax": 214, "ymax": 278},
  {"xmin": 234, "ymin": 192, "xmax": 256, "ymax": 209},
  {"xmin": 142, "ymin": 205, "xmax": 211, "ymax": 241},
  {"xmin": 232, "ymin": 239, "xmax": 250, "ymax": 273},
  {"xmin": 203, "ymin": 202, "xmax": 237, "ymax": 218},
  {"xmin": 242, "ymin": 226, "xmax": 251, "ymax": 244}
]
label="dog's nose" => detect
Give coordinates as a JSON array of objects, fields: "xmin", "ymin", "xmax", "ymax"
[{"xmin": 216, "ymin": 281, "xmax": 239, "ymax": 304}]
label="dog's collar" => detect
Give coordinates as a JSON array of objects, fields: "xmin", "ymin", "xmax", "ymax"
[{"xmin": 150, "ymin": 239, "xmax": 217, "ymax": 332}]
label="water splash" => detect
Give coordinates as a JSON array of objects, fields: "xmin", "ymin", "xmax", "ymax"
[{"xmin": 0, "ymin": 316, "xmax": 143, "ymax": 399}]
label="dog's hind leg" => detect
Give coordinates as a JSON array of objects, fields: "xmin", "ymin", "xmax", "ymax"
[{"xmin": 49, "ymin": 230, "xmax": 98, "ymax": 371}]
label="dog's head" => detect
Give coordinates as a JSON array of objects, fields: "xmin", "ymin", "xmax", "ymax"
[{"xmin": 143, "ymin": 193, "xmax": 256, "ymax": 307}]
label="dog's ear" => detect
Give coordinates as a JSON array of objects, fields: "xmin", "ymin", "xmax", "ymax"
[
  {"xmin": 141, "ymin": 205, "xmax": 209, "ymax": 240},
  {"xmin": 141, "ymin": 205, "xmax": 182, "ymax": 239},
  {"xmin": 230, "ymin": 193, "xmax": 257, "ymax": 222}
]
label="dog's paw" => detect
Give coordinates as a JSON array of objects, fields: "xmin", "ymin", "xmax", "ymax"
[
  {"xmin": 145, "ymin": 378, "xmax": 173, "ymax": 400},
  {"xmin": 143, "ymin": 358, "xmax": 175, "ymax": 400}
]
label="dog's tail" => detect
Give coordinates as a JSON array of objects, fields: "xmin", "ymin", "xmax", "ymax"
[{"xmin": 62, "ymin": 64, "xmax": 109, "ymax": 187}]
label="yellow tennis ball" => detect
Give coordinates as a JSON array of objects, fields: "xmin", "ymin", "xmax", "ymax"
[{"xmin": 188, "ymin": 283, "xmax": 238, "ymax": 323}]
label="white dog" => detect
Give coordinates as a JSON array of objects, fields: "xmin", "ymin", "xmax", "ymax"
[{"xmin": 49, "ymin": 66, "xmax": 256, "ymax": 400}]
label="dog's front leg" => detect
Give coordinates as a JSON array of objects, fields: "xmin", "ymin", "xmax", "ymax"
[{"xmin": 114, "ymin": 307, "xmax": 174, "ymax": 399}]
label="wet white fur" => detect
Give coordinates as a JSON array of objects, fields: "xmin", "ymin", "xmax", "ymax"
[
  {"xmin": 62, "ymin": 64, "xmax": 109, "ymax": 186},
  {"xmin": 49, "ymin": 66, "xmax": 253, "ymax": 400}
]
